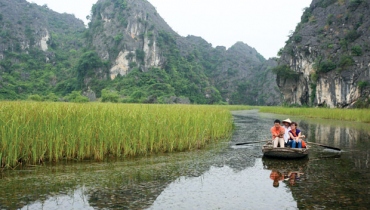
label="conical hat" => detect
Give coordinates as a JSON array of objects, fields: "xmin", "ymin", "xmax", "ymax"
[{"xmin": 282, "ymin": 118, "xmax": 292, "ymax": 124}]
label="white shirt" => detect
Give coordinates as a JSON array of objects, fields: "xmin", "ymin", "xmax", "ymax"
[{"xmin": 283, "ymin": 125, "xmax": 291, "ymax": 143}]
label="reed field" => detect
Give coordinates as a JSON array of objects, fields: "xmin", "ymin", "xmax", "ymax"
[
  {"xmin": 0, "ymin": 102, "xmax": 233, "ymax": 168},
  {"xmin": 259, "ymin": 106, "xmax": 370, "ymax": 123}
]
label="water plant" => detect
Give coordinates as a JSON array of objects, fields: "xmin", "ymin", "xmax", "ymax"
[{"xmin": 0, "ymin": 102, "xmax": 233, "ymax": 168}]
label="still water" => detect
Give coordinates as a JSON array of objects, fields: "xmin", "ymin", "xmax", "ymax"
[{"xmin": 0, "ymin": 110, "xmax": 369, "ymax": 209}]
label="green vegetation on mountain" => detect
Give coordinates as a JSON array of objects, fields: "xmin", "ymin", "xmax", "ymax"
[
  {"xmin": 0, "ymin": 0, "xmax": 86, "ymax": 100},
  {"xmin": 273, "ymin": 0, "xmax": 370, "ymax": 108},
  {"xmin": 0, "ymin": 0, "xmax": 280, "ymax": 105}
]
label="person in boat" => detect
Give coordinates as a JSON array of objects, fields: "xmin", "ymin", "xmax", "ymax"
[
  {"xmin": 282, "ymin": 118, "xmax": 292, "ymax": 147},
  {"xmin": 270, "ymin": 119, "xmax": 285, "ymax": 148},
  {"xmin": 270, "ymin": 169, "xmax": 284, "ymax": 187},
  {"xmin": 288, "ymin": 122, "xmax": 303, "ymax": 148}
]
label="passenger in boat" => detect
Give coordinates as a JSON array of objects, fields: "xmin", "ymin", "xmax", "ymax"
[
  {"xmin": 270, "ymin": 119, "xmax": 285, "ymax": 148},
  {"xmin": 288, "ymin": 122, "xmax": 302, "ymax": 148},
  {"xmin": 270, "ymin": 169, "xmax": 284, "ymax": 187},
  {"xmin": 282, "ymin": 118, "xmax": 292, "ymax": 147}
]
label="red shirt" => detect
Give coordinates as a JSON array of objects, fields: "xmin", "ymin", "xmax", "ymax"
[
  {"xmin": 270, "ymin": 170, "xmax": 284, "ymax": 181},
  {"xmin": 271, "ymin": 126, "xmax": 285, "ymax": 138}
]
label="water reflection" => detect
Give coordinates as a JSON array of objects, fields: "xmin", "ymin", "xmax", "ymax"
[
  {"xmin": 149, "ymin": 159, "xmax": 297, "ymax": 210},
  {"xmin": 263, "ymin": 157, "xmax": 308, "ymax": 188},
  {"xmin": 270, "ymin": 169, "xmax": 284, "ymax": 187},
  {"xmin": 20, "ymin": 188, "xmax": 92, "ymax": 210},
  {"xmin": 0, "ymin": 110, "xmax": 369, "ymax": 209}
]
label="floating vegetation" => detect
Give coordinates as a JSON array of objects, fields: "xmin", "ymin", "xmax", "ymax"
[{"xmin": 0, "ymin": 102, "xmax": 233, "ymax": 168}]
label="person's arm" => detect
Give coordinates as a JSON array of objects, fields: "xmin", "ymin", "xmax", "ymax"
[
  {"xmin": 278, "ymin": 127, "xmax": 285, "ymax": 138},
  {"xmin": 288, "ymin": 132, "xmax": 295, "ymax": 140},
  {"xmin": 297, "ymin": 131, "xmax": 302, "ymax": 139},
  {"xmin": 297, "ymin": 130, "xmax": 302, "ymax": 140},
  {"xmin": 271, "ymin": 127, "xmax": 276, "ymax": 140}
]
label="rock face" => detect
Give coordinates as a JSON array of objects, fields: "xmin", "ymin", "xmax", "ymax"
[
  {"xmin": 0, "ymin": 0, "xmax": 281, "ymax": 104},
  {"xmin": 0, "ymin": 0, "xmax": 85, "ymax": 57},
  {"xmin": 0, "ymin": 0, "xmax": 86, "ymax": 99},
  {"xmin": 87, "ymin": 0, "xmax": 175, "ymax": 78},
  {"xmin": 87, "ymin": 0, "xmax": 281, "ymax": 105},
  {"xmin": 276, "ymin": 0, "xmax": 370, "ymax": 107}
]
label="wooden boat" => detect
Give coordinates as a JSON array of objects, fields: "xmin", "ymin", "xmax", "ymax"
[{"xmin": 262, "ymin": 141, "xmax": 309, "ymax": 159}]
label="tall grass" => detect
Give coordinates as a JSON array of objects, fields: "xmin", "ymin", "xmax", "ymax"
[
  {"xmin": 0, "ymin": 102, "xmax": 233, "ymax": 168},
  {"xmin": 259, "ymin": 106, "xmax": 370, "ymax": 123}
]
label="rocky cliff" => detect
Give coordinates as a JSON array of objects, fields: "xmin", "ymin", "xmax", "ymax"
[
  {"xmin": 0, "ymin": 0, "xmax": 281, "ymax": 105},
  {"xmin": 85, "ymin": 0, "xmax": 280, "ymax": 105},
  {"xmin": 0, "ymin": 0, "xmax": 86, "ymax": 99},
  {"xmin": 0, "ymin": 0, "xmax": 85, "ymax": 58},
  {"xmin": 276, "ymin": 0, "xmax": 370, "ymax": 107}
]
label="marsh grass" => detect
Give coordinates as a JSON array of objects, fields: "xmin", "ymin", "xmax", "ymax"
[
  {"xmin": 259, "ymin": 106, "xmax": 370, "ymax": 123},
  {"xmin": 0, "ymin": 102, "xmax": 233, "ymax": 168}
]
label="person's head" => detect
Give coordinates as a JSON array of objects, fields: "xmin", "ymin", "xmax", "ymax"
[
  {"xmin": 274, "ymin": 119, "xmax": 281, "ymax": 128},
  {"xmin": 290, "ymin": 122, "xmax": 298, "ymax": 129},
  {"xmin": 282, "ymin": 118, "xmax": 292, "ymax": 127}
]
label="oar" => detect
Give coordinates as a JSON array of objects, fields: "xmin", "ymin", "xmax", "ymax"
[
  {"xmin": 306, "ymin": 141, "xmax": 341, "ymax": 151},
  {"xmin": 235, "ymin": 140, "xmax": 269, "ymax": 146}
]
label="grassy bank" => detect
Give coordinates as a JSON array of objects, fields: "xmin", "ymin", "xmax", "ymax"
[
  {"xmin": 200, "ymin": 105, "xmax": 253, "ymax": 111},
  {"xmin": 259, "ymin": 106, "xmax": 370, "ymax": 123},
  {"xmin": 0, "ymin": 102, "xmax": 233, "ymax": 168}
]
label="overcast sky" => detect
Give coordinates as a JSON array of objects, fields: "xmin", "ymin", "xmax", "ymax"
[{"xmin": 26, "ymin": 0, "xmax": 312, "ymax": 59}]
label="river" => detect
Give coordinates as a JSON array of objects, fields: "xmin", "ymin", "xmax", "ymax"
[{"xmin": 0, "ymin": 110, "xmax": 369, "ymax": 209}]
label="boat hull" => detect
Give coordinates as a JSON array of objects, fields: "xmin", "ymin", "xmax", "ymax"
[{"xmin": 262, "ymin": 142, "xmax": 309, "ymax": 159}]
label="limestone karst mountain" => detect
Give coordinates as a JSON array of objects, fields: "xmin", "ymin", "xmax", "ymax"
[
  {"xmin": 0, "ymin": 0, "xmax": 281, "ymax": 105},
  {"xmin": 275, "ymin": 0, "xmax": 370, "ymax": 108}
]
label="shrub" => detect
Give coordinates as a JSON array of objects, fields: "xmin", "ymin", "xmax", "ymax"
[
  {"xmin": 43, "ymin": 93, "xmax": 59, "ymax": 102},
  {"xmin": 271, "ymin": 65, "xmax": 299, "ymax": 80},
  {"xmin": 101, "ymin": 89, "xmax": 120, "ymax": 103},
  {"xmin": 129, "ymin": 62, "xmax": 137, "ymax": 68},
  {"xmin": 315, "ymin": 60, "xmax": 336, "ymax": 73},
  {"xmin": 339, "ymin": 39, "xmax": 348, "ymax": 50},
  {"xmin": 358, "ymin": 81, "xmax": 368, "ymax": 91},
  {"xmin": 345, "ymin": 30, "xmax": 361, "ymax": 42},
  {"xmin": 339, "ymin": 55, "xmax": 355, "ymax": 68},
  {"xmin": 310, "ymin": 72, "xmax": 318, "ymax": 83},
  {"xmin": 293, "ymin": 35, "xmax": 302, "ymax": 43},
  {"xmin": 135, "ymin": 49, "xmax": 145, "ymax": 64},
  {"xmin": 114, "ymin": 34, "xmax": 123, "ymax": 43},
  {"xmin": 301, "ymin": 7, "xmax": 312, "ymax": 23},
  {"xmin": 65, "ymin": 91, "xmax": 89, "ymax": 103},
  {"xmin": 277, "ymin": 48, "xmax": 284, "ymax": 56},
  {"xmin": 351, "ymin": 45, "xmax": 362, "ymax": 56},
  {"xmin": 327, "ymin": 14, "xmax": 334, "ymax": 25},
  {"xmin": 28, "ymin": 94, "xmax": 42, "ymax": 101}
]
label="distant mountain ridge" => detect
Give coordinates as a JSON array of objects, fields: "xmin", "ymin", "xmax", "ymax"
[
  {"xmin": 85, "ymin": 0, "xmax": 280, "ymax": 104},
  {"xmin": 0, "ymin": 0, "xmax": 281, "ymax": 105}
]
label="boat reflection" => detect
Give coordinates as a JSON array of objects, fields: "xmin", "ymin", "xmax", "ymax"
[{"xmin": 263, "ymin": 157, "xmax": 308, "ymax": 188}]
